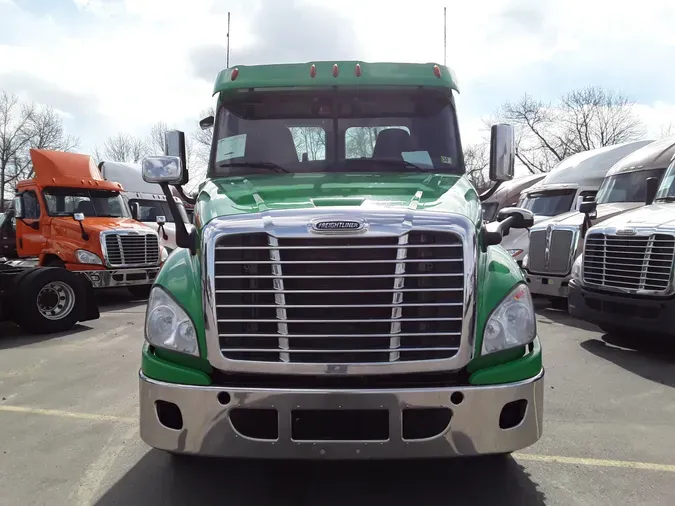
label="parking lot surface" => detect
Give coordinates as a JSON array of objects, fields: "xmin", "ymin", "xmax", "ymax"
[{"xmin": 1, "ymin": 291, "xmax": 674, "ymax": 505}]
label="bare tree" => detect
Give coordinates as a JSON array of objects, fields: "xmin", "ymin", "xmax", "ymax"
[
  {"xmin": 0, "ymin": 91, "xmax": 80, "ymax": 208},
  {"xmin": 98, "ymin": 132, "xmax": 149, "ymax": 163},
  {"xmin": 660, "ymin": 122, "xmax": 675, "ymax": 137},
  {"xmin": 148, "ymin": 120, "xmax": 169, "ymax": 155},
  {"xmin": 464, "ymin": 142, "xmax": 491, "ymax": 192},
  {"xmin": 493, "ymin": 86, "xmax": 646, "ymax": 173}
]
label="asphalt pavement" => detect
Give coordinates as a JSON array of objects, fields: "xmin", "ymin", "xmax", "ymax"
[{"xmin": 1, "ymin": 291, "xmax": 674, "ymax": 505}]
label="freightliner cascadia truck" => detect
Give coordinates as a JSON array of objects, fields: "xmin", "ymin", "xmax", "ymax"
[{"xmin": 138, "ymin": 61, "xmax": 544, "ymax": 459}]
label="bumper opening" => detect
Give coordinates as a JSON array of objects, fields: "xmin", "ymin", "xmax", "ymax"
[
  {"xmin": 402, "ymin": 407, "xmax": 453, "ymax": 440},
  {"xmin": 155, "ymin": 400, "xmax": 183, "ymax": 430},
  {"xmin": 499, "ymin": 399, "xmax": 527, "ymax": 429},
  {"xmin": 292, "ymin": 409, "xmax": 389, "ymax": 441},
  {"xmin": 230, "ymin": 408, "xmax": 278, "ymax": 440}
]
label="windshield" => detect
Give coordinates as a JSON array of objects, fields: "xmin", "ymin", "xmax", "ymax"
[
  {"xmin": 210, "ymin": 89, "xmax": 464, "ymax": 177},
  {"xmin": 43, "ymin": 188, "xmax": 129, "ymax": 218},
  {"xmin": 129, "ymin": 199, "xmax": 188, "ymax": 223},
  {"xmin": 519, "ymin": 189, "xmax": 576, "ymax": 216},
  {"xmin": 654, "ymin": 159, "xmax": 675, "ymax": 201},
  {"xmin": 596, "ymin": 169, "xmax": 664, "ymax": 204},
  {"xmin": 481, "ymin": 202, "xmax": 499, "ymax": 222}
]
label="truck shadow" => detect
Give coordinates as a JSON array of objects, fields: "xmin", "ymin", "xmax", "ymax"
[
  {"xmin": 580, "ymin": 335, "xmax": 675, "ymax": 388},
  {"xmin": 0, "ymin": 322, "xmax": 92, "ymax": 350},
  {"xmin": 93, "ymin": 450, "xmax": 546, "ymax": 506}
]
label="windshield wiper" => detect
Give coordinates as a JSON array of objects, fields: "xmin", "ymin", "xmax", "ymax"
[
  {"xmin": 364, "ymin": 158, "xmax": 429, "ymax": 172},
  {"xmin": 218, "ymin": 161, "xmax": 290, "ymax": 174},
  {"xmin": 654, "ymin": 196, "xmax": 675, "ymax": 202}
]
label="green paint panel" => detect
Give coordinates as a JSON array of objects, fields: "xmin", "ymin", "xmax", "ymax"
[
  {"xmin": 195, "ymin": 172, "xmax": 482, "ymax": 229},
  {"xmin": 142, "ymin": 344, "xmax": 212, "ymax": 386},
  {"xmin": 469, "ymin": 337, "xmax": 543, "ymax": 385},
  {"xmin": 153, "ymin": 247, "xmax": 211, "ymax": 366},
  {"xmin": 213, "ymin": 61, "xmax": 459, "ymax": 97}
]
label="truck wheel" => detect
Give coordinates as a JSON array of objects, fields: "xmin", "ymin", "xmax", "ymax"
[
  {"xmin": 13, "ymin": 268, "xmax": 84, "ymax": 334},
  {"xmin": 128, "ymin": 284, "xmax": 152, "ymax": 299}
]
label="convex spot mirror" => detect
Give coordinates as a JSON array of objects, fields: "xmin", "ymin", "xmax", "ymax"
[
  {"xmin": 142, "ymin": 155, "xmax": 184, "ymax": 185},
  {"xmin": 156, "ymin": 215, "xmax": 167, "ymax": 225},
  {"xmin": 497, "ymin": 207, "xmax": 534, "ymax": 229}
]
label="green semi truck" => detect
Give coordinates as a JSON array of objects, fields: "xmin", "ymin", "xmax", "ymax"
[{"xmin": 137, "ymin": 61, "xmax": 544, "ymax": 459}]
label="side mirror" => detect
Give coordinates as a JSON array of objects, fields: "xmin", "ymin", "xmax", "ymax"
[
  {"xmin": 199, "ymin": 115, "xmax": 214, "ymax": 130},
  {"xmin": 645, "ymin": 176, "xmax": 659, "ymax": 205},
  {"xmin": 156, "ymin": 215, "xmax": 167, "ymax": 225},
  {"xmin": 579, "ymin": 200, "xmax": 597, "ymax": 217},
  {"xmin": 497, "ymin": 207, "xmax": 534, "ymax": 229},
  {"xmin": 164, "ymin": 130, "xmax": 188, "ymax": 185},
  {"xmin": 489, "ymin": 124, "xmax": 515, "ymax": 182},
  {"xmin": 141, "ymin": 155, "xmax": 184, "ymax": 184},
  {"xmin": 73, "ymin": 213, "xmax": 85, "ymax": 222},
  {"xmin": 13, "ymin": 196, "xmax": 23, "ymax": 219}
]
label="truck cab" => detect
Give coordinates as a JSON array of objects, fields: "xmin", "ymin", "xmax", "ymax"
[
  {"xmin": 481, "ymin": 173, "xmax": 546, "ymax": 223},
  {"xmin": 500, "ymin": 140, "xmax": 655, "ymax": 264},
  {"xmin": 525, "ymin": 137, "xmax": 674, "ymax": 303},
  {"xmin": 5, "ymin": 149, "xmax": 167, "ymax": 297},
  {"xmin": 569, "ymin": 152, "xmax": 675, "ymax": 336},
  {"xmin": 98, "ymin": 161, "xmax": 190, "ymax": 252},
  {"xmin": 137, "ymin": 61, "xmax": 544, "ymax": 460}
]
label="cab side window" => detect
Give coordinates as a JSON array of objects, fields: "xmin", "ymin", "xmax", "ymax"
[{"xmin": 22, "ymin": 191, "xmax": 41, "ymax": 219}]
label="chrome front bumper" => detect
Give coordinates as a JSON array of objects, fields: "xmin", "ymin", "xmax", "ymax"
[
  {"xmin": 82, "ymin": 268, "xmax": 159, "ymax": 288},
  {"xmin": 527, "ymin": 272, "xmax": 569, "ymax": 298},
  {"xmin": 139, "ymin": 369, "xmax": 544, "ymax": 459}
]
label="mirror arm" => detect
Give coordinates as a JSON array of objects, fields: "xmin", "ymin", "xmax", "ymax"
[
  {"xmin": 480, "ymin": 216, "xmax": 515, "ymax": 252},
  {"xmin": 173, "ymin": 184, "xmax": 196, "ymax": 205},
  {"xmin": 157, "ymin": 223, "xmax": 169, "ymax": 240},
  {"xmin": 159, "ymin": 182, "xmax": 196, "ymax": 255},
  {"xmin": 78, "ymin": 222, "xmax": 89, "ymax": 241},
  {"xmin": 478, "ymin": 181, "xmax": 504, "ymax": 202}
]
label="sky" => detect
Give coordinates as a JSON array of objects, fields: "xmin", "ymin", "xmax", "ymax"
[{"xmin": 2, "ymin": 0, "xmax": 675, "ymax": 156}]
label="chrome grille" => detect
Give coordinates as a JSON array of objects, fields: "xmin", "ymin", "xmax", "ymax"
[
  {"xmin": 214, "ymin": 231, "xmax": 464, "ymax": 364},
  {"xmin": 104, "ymin": 233, "xmax": 160, "ymax": 267},
  {"xmin": 583, "ymin": 233, "xmax": 675, "ymax": 292},
  {"xmin": 528, "ymin": 228, "xmax": 575, "ymax": 274}
]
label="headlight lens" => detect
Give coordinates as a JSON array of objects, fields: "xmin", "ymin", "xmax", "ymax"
[
  {"xmin": 160, "ymin": 246, "xmax": 169, "ymax": 262},
  {"xmin": 482, "ymin": 284, "xmax": 536, "ymax": 354},
  {"xmin": 571, "ymin": 254, "xmax": 583, "ymax": 282},
  {"xmin": 507, "ymin": 249, "xmax": 524, "ymax": 258},
  {"xmin": 75, "ymin": 249, "xmax": 103, "ymax": 265},
  {"xmin": 145, "ymin": 286, "xmax": 198, "ymax": 356}
]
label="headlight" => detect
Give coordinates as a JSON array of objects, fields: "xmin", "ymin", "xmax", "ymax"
[
  {"xmin": 75, "ymin": 249, "xmax": 103, "ymax": 265},
  {"xmin": 160, "ymin": 246, "xmax": 169, "ymax": 262},
  {"xmin": 482, "ymin": 284, "xmax": 536, "ymax": 354},
  {"xmin": 571, "ymin": 254, "xmax": 583, "ymax": 282},
  {"xmin": 145, "ymin": 286, "xmax": 198, "ymax": 356},
  {"xmin": 522, "ymin": 254, "xmax": 530, "ymax": 269},
  {"xmin": 507, "ymin": 249, "xmax": 524, "ymax": 258}
]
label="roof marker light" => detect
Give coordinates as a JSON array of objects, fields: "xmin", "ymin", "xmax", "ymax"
[
  {"xmin": 355, "ymin": 63, "xmax": 362, "ymax": 77},
  {"xmin": 433, "ymin": 65, "xmax": 442, "ymax": 78},
  {"xmin": 310, "ymin": 64, "xmax": 316, "ymax": 78},
  {"xmin": 230, "ymin": 68, "xmax": 239, "ymax": 81},
  {"xmin": 333, "ymin": 64, "xmax": 339, "ymax": 77}
]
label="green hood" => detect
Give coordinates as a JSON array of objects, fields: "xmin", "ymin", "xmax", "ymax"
[{"xmin": 195, "ymin": 172, "xmax": 481, "ymax": 227}]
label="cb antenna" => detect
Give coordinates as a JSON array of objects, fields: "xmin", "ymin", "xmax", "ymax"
[
  {"xmin": 227, "ymin": 12, "xmax": 231, "ymax": 68},
  {"xmin": 443, "ymin": 7, "xmax": 447, "ymax": 66}
]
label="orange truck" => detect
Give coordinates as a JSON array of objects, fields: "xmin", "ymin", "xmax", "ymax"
[{"xmin": 0, "ymin": 149, "xmax": 167, "ymax": 298}]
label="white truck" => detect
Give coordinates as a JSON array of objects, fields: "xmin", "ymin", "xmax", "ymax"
[
  {"xmin": 500, "ymin": 140, "xmax": 654, "ymax": 266},
  {"xmin": 98, "ymin": 161, "xmax": 190, "ymax": 252},
  {"xmin": 524, "ymin": 137, "xmax": 675, "ymax": 306}
]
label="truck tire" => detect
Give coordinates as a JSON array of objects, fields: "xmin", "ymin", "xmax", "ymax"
[
  {"xmin": 128, "ymin": 284, "xmax": 152, "ymax": 299},
  {"xmin": 12, "ymin": 267, "xmax": 85, "ymax": 334}
]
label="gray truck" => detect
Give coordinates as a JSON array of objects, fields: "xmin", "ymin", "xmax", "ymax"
[{"xmin": 524, "ymin": 137, "xmax": 675, "ymax": 305}]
